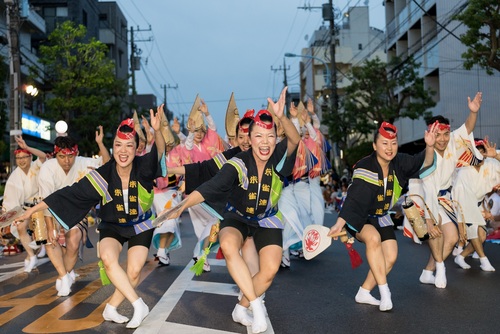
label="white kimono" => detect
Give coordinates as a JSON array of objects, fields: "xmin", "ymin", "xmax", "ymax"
[
  {"xmin": 38, "ymin": 156, "xmax": 102, "ymax": 227},
  {"xmin": 421, "ymin": 124, "xmax": 482, "ymax": 221},
  {"xmin": 452, "ymin": 158, "xmax": 500, "ymax": 239},
  {"xmin": 3, "ymin": 159, "xmax": 43, "ymax": 211}
]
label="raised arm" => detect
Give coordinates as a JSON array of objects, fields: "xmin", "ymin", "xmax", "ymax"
[
  {"xmin": 423, "ymin": 121, "xmax": 438, "ymax": 167},
  {"xmin": 464, "ymin": 92, "xmax": 482, "ymax": 134},
  {"xmin": 15, "ymin": 135, "xmax": 46, "ymax": 162},
  {"xmin": 95, "ymin": 125, "xmax": 110, "ymax": 163},
  {"xmin": 150, "ymin": 104, "xmax": 166, "ymax": 161},
  {"xmin": 267, "ymin": 86, "xmax": 300, "ymax": 153}
]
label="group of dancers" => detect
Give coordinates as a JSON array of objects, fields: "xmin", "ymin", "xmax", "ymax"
[{"xmin": 5, "ymin": 88, "xmax": 500, "ymax": 332}]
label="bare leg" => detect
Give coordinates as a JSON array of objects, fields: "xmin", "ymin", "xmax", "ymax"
[
  {"xmin": 63, "ymin": 227, "xmax": 82, "ymax": 273},
  {"xmin": 17, "ymin": 220, "xmax": 35, "ymax": 258},
  {"xmin": 242, "ymin": 237, "xmax": 259, "ymax": 277},
  {"xmin": 360, "ymin": 239, "xmax": 398, "ymax": 291},
  {"xmin": 219, "ymin": 228, "xmax": 254, "ymax": 300}
]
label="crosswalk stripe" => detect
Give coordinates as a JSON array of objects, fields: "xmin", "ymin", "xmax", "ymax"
[{"xmin": 135, "ymin": 260, "xmax": 274, "ymax": 334}]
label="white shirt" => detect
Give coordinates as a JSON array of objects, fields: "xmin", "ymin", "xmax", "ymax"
[{"xmin": 3, "ymin": 159, "xmax": 43, "ymax": 210}]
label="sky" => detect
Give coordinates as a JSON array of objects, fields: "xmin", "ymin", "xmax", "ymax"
[{"xmin": 114, "ymin": 0, "xmax": 386, "ymax": 132}]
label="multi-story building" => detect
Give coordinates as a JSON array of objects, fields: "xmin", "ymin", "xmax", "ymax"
[
  {"xmin": 298, "ymin": 6, "xmax": 386, "ymax": 127},
  {"xmin": 31, "ymin": 0, "xmax": 128, "ymax": 82},
  {"xmin": 385, "ymin": 0, "xmax": 500, "ymax": 149},
  {"xmin": 0, "ymin": 0, "xmax": 53, "ymax": 168},
  {"xmin": 296, "ymin": 6, "xmax": 386, "ymax": 170}
]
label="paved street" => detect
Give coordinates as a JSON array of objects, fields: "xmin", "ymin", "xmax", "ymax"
[{"xmin": 1, "ymin": 210, "xmax": 499, "ymax": 334}]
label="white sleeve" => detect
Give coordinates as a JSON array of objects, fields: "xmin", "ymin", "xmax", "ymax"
[
  {"xmin": 205, "ymin": 114, "xmax": 217, "ymax": 131},
  {"xmin": 2, "ymin": 171, "xmax": 24, "ymax": 210},
  {"xmin": 306, "ymin": 123, "xmax": 318, "ymax": 141},
  {"xmin": 311, "ymin": 114, "xmax": 320, "ymax": 129},
  {"xmin": 177, "ymin": 132, "xmax": 187, "ymax": 144},
  {"xmin": 185, "ymin": 132, "xmax": 194, "ymax": 150},
  {"xmin": 291, "ymin": 118, "xmax": 301, "ymax": 134}
]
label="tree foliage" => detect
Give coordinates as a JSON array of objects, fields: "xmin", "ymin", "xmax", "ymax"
[
  {"xmin": 31, "ymin": 21, "xmax": 128, "ymax": 155},
  {"xmin": 455, "ymin": 0, "xmax": 500, "ymax": 75},
  {"xmin": 325, "ymin": 56, "xmax": 435, "ymax": 150}
]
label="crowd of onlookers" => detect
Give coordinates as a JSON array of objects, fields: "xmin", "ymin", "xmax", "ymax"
[{"xmin": 320, "ymin": 168, "xmax": 350, "ymax": 212}]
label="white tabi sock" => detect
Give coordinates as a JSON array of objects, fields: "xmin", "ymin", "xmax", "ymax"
[
  {"xmin": 126, "ymin": 298, "xmax": 149, "ymax": 329},
  {"xmin": 57, "ymin": 273, "xmax": 71, "ymax": 297},
  {"xmin": 24, "ymin": 256, "xmax": 38, "ymax": 273},
  {"xmin": 434, "ymin": 262, "xmax": 447, "ymax": 289},
  {"xmin": 249, "ymin": 298, "xmax": 267, "ymax": 333},
  {"xmin": 454, "ymin": 255, "xmax": 471, "ymax": 269},
  {"xmin": 378, "ymin": 284, "xmax": 393, "ymax": 311},
  {"xmin": 479, "ymin": 257, "xmax": 495, "ymax": 272},
  {"xmin": 232, "ymin": 304, "xmax": 253, "ymax": 326},
  {"xmin": 355, "ymin": 286, "xmax": 381, "ymax": 306},
  {"xmin": 419, "ymin": 269, "xmax": 435, "ymax": 285},
  {"xmin": 103, "ymin": 303, "xmax": 129, "ymax": 323}
]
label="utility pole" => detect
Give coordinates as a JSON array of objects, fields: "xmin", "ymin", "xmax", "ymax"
[
  {"xmin": 160, "ymin": 83, "xmax": 178, "ymax": 120},
  {"xmin": 5, "ymin": 0, "xmax": 22, "ymax": 172},
  {"xmin": 129, "ymin": 25, "xmax": 152, "ymax": 110},
  {"xmin": 323, "ymin": 0, "xmax": 338, "ymax": 114},
  {"xmin": 271, "ymin": 60, "xmax": 290, "ymax": 113}
]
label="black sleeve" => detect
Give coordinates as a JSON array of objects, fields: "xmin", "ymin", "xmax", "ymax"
[
  {"xmin": 339, "ymin": 175, "xmax": 376, "ymax": 232},
  {"xmin": 44, "ymin": 177, "xmax": 101, "ymax": 229},
  {"xmin": 195, "ymin": 162, "xmax": 239, "ymax": 215},
  {"xmin": 274, "ymin": 138, "xmax": 298, "ymax": 178},
  {"xmin": 395, "ymin": 150, "xmax": 425, "ymax": 185},
  {"xmin": 184, "ymin": 146, "xmax": 242, "ymax": 194}
]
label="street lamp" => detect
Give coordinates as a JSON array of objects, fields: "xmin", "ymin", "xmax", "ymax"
[{"xmin": 284, "ymin": 52, "xmax": 331, "ymax": 88}]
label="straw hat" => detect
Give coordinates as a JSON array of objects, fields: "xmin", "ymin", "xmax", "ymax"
[
  {"xmin": 159, "ymin": 111, "xmax": 176, "ymax": 146},
  {"xmin": 225, "ymin": 92, "xmax": 240, "ymax": 139},
  {"xmin": 187, "ymin": 95, "xmax": 205, "ymax": 132},
  {"xmin": 132, "ymin": 110, "xmax": 146, "ymax": 142}
]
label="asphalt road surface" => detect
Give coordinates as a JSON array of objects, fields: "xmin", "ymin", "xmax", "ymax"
[{"xmin": 1, "ymin": 210, "xmax": 499, "ymax": 334}]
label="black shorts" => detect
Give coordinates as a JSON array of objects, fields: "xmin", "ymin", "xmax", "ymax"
[
  {"xmin": 99, "ymin": 226, "xmax": 153, "ymax": 249},
  {"xmin": 220, "ymin": 217, "xmax": 282, "ymax": 252},
  {"xmin": 345, "ymin": 219, "xmax": 396, "ymax": 242}
]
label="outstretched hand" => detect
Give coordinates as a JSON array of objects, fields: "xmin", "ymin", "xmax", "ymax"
[
  {"xmin": 306, "ymin": 98, "xmax": 315, "ymax": 115},
  {"xmin": 468, "ymin": 92, "xmax": 482, "ymax": 113},
  {"xmin": 150, "ymin": 104, "xmax": 165, "ymax": 132},
  {"xmin": 267, "ymin": 86, "xmax": 288, "ymax": 119},
  {"xmin": 95, "ymin": 125, "xmax": 104, "ymax": 144},
  {"xmin": 15, "ymin": 135, "xmax": 27, "ymax": 149},
  {"xmin": 199, "ymin": 99, "xmax": 209, "ymax": 116},
  {"xmin": 482, "ymin": 136, "xmax": 498, "ymax": 158},
  {"xmin": 424, "ymin": 121, "xmax": 438, "ymax": 147}
]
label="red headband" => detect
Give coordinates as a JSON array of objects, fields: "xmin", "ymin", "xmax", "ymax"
[
  {"xmin": 428, "ymin": 121, "xmax": 450, "ymax": 132},
  {"xmin": 253, "ymin": 110, "xmax": 274, "ymax": 130},
  {"xmin": 238, "ymin": 109, "xmax": 255, "ymax": 134},
  {"xmin": 14, "ymin": 148, "xmax": 31, "ymax": 156},
  {"xmin": 116, "ymin": 118, "xmax": 136, "ymax": 140},
  {"xmin": 53, "ymin": 144, "xmax": 78, "ymax": 156},
  {"xmin": 474, "ymin": 139, "xmax": 485, "ymax": 147},
  {"xmin": 378, "ymin": 122, "xmax": 397, "ymax": 139}
]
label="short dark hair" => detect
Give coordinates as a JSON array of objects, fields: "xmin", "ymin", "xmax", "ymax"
[
  {"xmin": 427, "ymin": 115, "xmax": 450, "ymax": 126},
  {"xmin": 54, "ymin": 136, "xmax": 77, "ymax": 149},
  {"xmin": 116, "ymin": 124, "xmax": 139, "ymax": 146},
  {"xmin": 235, "ymin": 117, "xmax": 253, "ymax": 135}
]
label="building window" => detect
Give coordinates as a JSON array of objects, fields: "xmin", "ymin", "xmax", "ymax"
[
  {"xmin": 358, "ymin": 43, "xmax": 362, "ymax": 50},
  {"xmin": 56, "ymin": 7, "xmax": 68, "ymax": 17}
]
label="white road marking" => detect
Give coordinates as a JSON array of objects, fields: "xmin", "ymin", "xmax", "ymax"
[
  {"xmin": 0, "ymin": 258, "xmax": 50, "ymax": 282},
  {"xmin": 135, "ymin": 259, "xmax": 274, "ymax": 334}
]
